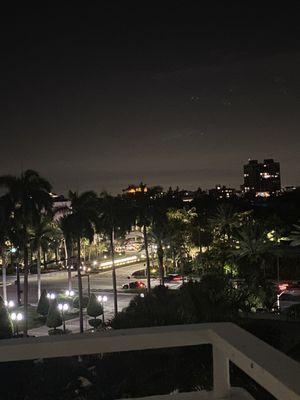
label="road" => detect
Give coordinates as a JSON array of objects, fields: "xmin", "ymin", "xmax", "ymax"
[
  {"xmin": 3, "ymin": 262, "xmax": 146, "ymax": 301},
  {"xmin": 2, "ymin": 262, "xmax": 147, "ymax": 336}
]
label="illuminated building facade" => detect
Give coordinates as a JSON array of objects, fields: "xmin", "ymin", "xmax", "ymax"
[
  {"xmin": 209, "ymin": 185, "xmax": 236, "ymax": 200},
  {"xmin": 123, "ymin": 184, "xmax": 148, "ymax": 195},
  {"xmin": 243, "ymin": 159, "xmax": 281, "ymax": 196}
]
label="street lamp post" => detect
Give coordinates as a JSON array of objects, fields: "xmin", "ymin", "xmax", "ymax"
[
  {"xmin": 97, "ymin": 295, "xmax": 108, "ymax": 325},
  {"xmin": 58, "ymin": 303, "xmax": 69, "ymax": 332},
  {"xmin": 11, "ymin": 312, "xmax": 23, "ymax": 337}
]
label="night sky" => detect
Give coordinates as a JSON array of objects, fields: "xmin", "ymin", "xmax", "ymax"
[{"xmin": 1, "ymin": 4, "xmax": 300, "ymax": 194}]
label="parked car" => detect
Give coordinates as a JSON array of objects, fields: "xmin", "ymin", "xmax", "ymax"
[
  {"xmin": 164, "ymin": 274, "xmax": 183, "ymax": 283},
  {"xmin": 122, "ymin": 281, "xmax": 146, "ymax": 290},
  {"xmin": 276, "ymin": 281, "xmax": 300, "ymax": 293},
  {"xmin": 277, "ymin": 289, "xmax": 300, "ymax": 311}
]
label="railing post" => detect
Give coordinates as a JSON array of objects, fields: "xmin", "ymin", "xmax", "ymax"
[{"xmin": 213, "ymin": 345, "xmax": 230, "ymax": 399}]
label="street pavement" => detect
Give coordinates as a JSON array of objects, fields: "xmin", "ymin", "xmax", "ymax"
[{"xmin": 2, "ymin": 262, "xmax": 147, "ymax": 336}]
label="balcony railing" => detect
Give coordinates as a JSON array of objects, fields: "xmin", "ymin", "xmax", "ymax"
[{"xmin": 0, "ymin": 323, "xmax": 299, "ymax": 399}]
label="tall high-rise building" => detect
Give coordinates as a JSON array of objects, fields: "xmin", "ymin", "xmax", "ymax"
[{"xmin": 243, "ymin": 159, "xmax": 281, "ymax": 196}]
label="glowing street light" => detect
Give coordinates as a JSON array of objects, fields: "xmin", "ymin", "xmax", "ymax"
[
  {"xmin": 58, "ymin": 303, "xmax": 69, "ymax": 332},
  {"xmin": 47, "ymin": 292, "xmax": 56, "ymax": 300},
  {"xmin": 11, "ymin": 312, "xmax": 23, "ymax": 336},
  {"xmin": 65, "ymin": 290, "xmax": 75, "ymax": 297},
  {"xmin": 5, "ymin": 300, "xmax": 15, "ymax": 308}
]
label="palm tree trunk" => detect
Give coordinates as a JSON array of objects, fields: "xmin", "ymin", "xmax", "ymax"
[
  {"xmin": 143, "ymin": 224, "xmax": 151, "ymax": 293},
  {"xmin": 55, "ymin": 247, "xmax": 58, "ymax": 267},
  {"xmin": 63, "ymin": 238, "xmax": 68, "ymax": 268},
  {"xmin": 110, "ymin": 228, "xmax": 118, "ymax": 316},
  {"xmin": 2, "ymin": 264, "xmax": 7, "ymax": 304},
  {"xmin": 157, "ymin": 241, "xmax": 164, "ymax": 285},
  {"xmin": 37, "ymin": 246, "xmax": 42, "ymax": 301},
  {"xmin": 43, "ymin": 251, "xmax": 47, "ymax": 270},
  {"xmin": 64, "ymin": 239, "xmax": 72, "ymax": 291},
  {"xmin": 172, "ymin": 249, "xmax": 177, "ymax": 272},
  {"xmin": 23, "ymin": 244, "xmax": 29, "ymax": 337},
  {"xmin": 83, "ymin": 242, "xmax": 86, "ymax": 262},
  {"xmin": 16, "ymin": 261, "xmax": 22, "ymax": 306},
  {"xmin": 77, "ymin": 236, "xmax": 84, "ymax": 333}
]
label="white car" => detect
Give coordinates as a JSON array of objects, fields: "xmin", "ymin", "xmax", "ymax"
[{"xmin": 277, "ymin": 290, "xmax": 300, "ymax": 311}]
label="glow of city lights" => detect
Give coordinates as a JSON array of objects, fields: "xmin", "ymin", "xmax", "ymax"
[{"xmin": 102, "ymin": 295, "xmax": 108, "ymax": 302}]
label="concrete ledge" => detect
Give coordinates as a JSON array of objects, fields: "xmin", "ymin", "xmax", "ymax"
[
  {"xmin": 0, "ymin": 323, "xmax": 298, "ymax": 399},
  {"xmin": 121, "ymin": 388, "xmax": 254, "ymax": 400}
]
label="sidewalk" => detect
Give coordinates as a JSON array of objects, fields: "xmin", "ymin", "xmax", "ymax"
[{"xmin": 29, "ymin": 310, "xmax": 115, "ymax": 337}]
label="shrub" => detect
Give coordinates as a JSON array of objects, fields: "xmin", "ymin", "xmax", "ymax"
[
  {"xmin": 0, "ymin": 296, "xmax": 13, "ymax": 339},
  {"xmin": 112, "ymin": 273, "xmax": 243, "ymax": 329},
  {"xmin": 48, "ymin": 328, "xmax": 64, "ymax": 335},
  {"xmin": 88, "ymin": 319, "xmax": 102, "ymax": 328},
  {"xmin": 46, "ymin": 299, "xmax": 62, "ymax": 331},
  {"xmin": 37, "ymin": 289, "xmax": 50, "ymax": 318},
  {"xmin": 73, "ymin": 296, "xmax": 89, "ymax": 309},
  {"xmin": 87, "ymin": 294, "xmax": 103, "ymax": 318}
]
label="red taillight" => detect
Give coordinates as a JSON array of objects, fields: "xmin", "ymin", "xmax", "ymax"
[
  {"xmin": 173, "ymin": 276, "xmax": 182, "ymax": 281},
  {"xmin": 278, "ymin": 283, "xmax": 288, "ymax": 291}
]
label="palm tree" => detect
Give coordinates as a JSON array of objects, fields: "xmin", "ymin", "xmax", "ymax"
[
  {"xmin": 232, "ymin": 222, "xmax": 272, "ymax": 281},
  {"xmin": 31, "ymin": 217, "xmax": 61, "ymax": 300},
  {"xmin": 62, "ymin": 191, "xmax": 98, "ymax": 333},
  {"xmin": 97, "ymin": 193, "xmax": 133, "ymax": 316},
  {"xmin": 133, "ymin": 183, "xmax": 155, "ymax": 293},
  {"xmin": 166, "ymin": 208, "xmax": 197, "ymax": 277},
  {"xmin": 0, "ymin": 200, "xmax": 10, "ymax": 304},
  {"xmin": 208, "ymin": 204, "xmax": 237, "ymax": 242},
  {"xmin": 150, "ymin": 197, "xmax": 170, "ymax": 285},
  {"xmin": 60, "ymin": 216, "xmax": 74, "ymax": 291},
  {"xmin": 0, "ymin": 170, "xmax": 53, "ymax": 336}
]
